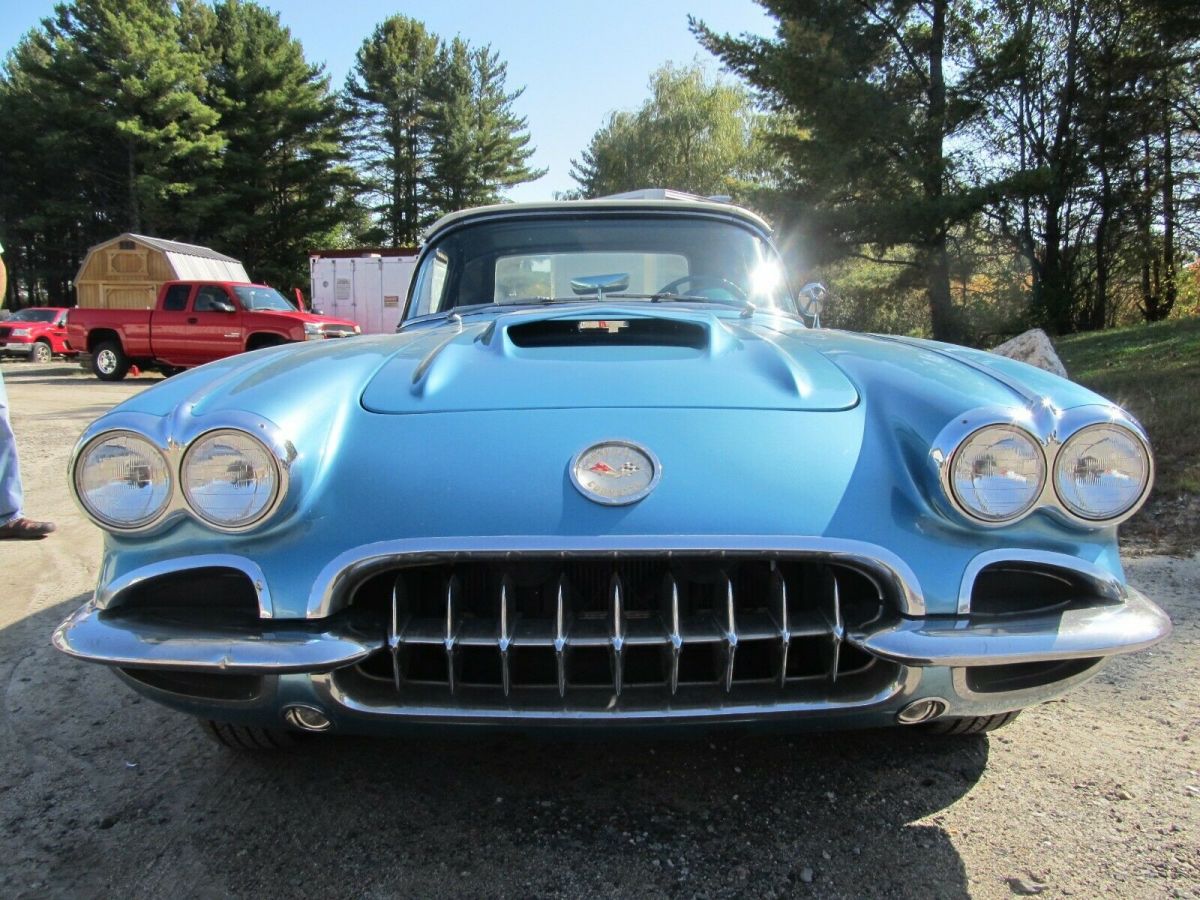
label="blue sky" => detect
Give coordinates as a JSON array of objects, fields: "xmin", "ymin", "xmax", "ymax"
[{"xmin": 0, "ymin": 0, "xmax": 777, "ymax": 202}]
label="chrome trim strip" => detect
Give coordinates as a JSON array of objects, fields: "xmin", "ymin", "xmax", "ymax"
[
  {"xmin": 849, "ymin": 585, "xmax": 1170, "ymax": 667},
  {"xmin": 310, "ymin": 667, "xmax": 920, "ymax": 725},
  {"xmin": 94, "ymin": 553, "xmax": 276, "ymax": 618},
  {"xmin": 956, "ymin": 548, "xmax": 1126, "ymax": 616},
  {"xmin": 306, "ymin": 535, "xmax": 927, "ymax": 618},
  {"xmin": 949, "ymin": 658, "xmax": 1108, "ymax": 705},
  {"xmin": 51, "ymin": 601, "xmax": 380, "ymax": 673}
]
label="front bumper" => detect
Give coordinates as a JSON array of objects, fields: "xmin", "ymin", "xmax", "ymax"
[
  {"xmin": 3, "ymin": 341, "xmax": 33, "ymax": 355},
  {"xmin": 53, "ymin": 581, "xmax": 1171, "ymax": 731}
]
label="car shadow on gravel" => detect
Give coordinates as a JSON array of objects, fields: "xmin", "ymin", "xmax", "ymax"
[{"xmin": 1, "ymin": 598, "xmax": 984, "ymax": 899}]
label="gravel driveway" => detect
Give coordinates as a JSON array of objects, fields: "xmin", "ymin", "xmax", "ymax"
[{"xmin": 0, "ymin": 363, "xmax": 1195, "ymax": 899}]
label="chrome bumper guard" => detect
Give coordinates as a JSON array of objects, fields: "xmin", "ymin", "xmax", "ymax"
[
  {"xmin": 851, "ymin": 586, "xmax": 1171, "ymax": 667},
  {"xmin": 51, "ymin": 601, "xmax": 378, "ymax": 673},
  {"xmin": 52, "ymin": 588, "xmax": 1170, "ymax": 674}
]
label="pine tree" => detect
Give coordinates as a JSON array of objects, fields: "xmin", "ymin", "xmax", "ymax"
[
  {"xmin": 195, "ymin": 0, "xmax": 355, "ymax": 290},
  {"xmin": 424, "ymin": 40, "xmax": 544, "ymax": 212},
  {"xmin": 344, "ymin": 16, "xmax": 440, "ymax": 247},
  {"xmin": 694, "ymin": 2, "xmax": 994, "ymax": 342},
  {"xmin": 29, "ymin": 0, "xmax": 223, "ymax": 234}
]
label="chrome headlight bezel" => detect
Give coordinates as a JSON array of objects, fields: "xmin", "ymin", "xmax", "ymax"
[
  {"xmin": 933, "ymin": 404, "xmax": 1154, "ymax": 530},
  {"xmin": 72, "ymin": 430, "xmax": 174, "ymax": 531},
  {"xmin": 69, "ymin": 411, "xmax": 296, "ymax": 536},
  {"xmin": 180, "ymin": 428, "xmax": 285, "ymax": 532}
]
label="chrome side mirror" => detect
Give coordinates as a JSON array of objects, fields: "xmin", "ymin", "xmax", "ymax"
[
  {"xmin": 798, "ymin": 282, "xmax": 829, "ymax": 327},
  {"xmin": 570, "ymin": 273, "xmax": 630, "ymax": 301}
]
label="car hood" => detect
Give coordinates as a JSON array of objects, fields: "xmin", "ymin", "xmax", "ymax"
[
  {"xmin": 257, "ymin": 310, "xmax": 358, "ymax": 328},
  {"xmin": 361, "ymin": 306, "xmax": 860, "ymax": 413}
]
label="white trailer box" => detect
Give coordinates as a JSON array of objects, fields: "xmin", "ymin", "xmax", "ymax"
[{"xmin": 309, "ymin": 249, "xmax": 419, "ymax": 334}]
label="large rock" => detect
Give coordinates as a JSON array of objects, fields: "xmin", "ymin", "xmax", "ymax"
[{"xmin": 990, "ymin": 328, "xmax": 1068, "ymax": 378}]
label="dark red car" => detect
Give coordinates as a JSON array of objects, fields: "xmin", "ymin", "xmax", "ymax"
[{"xmin": 0, "ymin": 307, "xmax": 77, "ymax": 363}]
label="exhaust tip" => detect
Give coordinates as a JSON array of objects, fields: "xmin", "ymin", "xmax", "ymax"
[
  {"xmin": 896, "ymin": 698, "xmax": 948, "ymax": 725},
  {"xmin": 283, "ymin": 704, "xmax": 332, "ymax": 732}
]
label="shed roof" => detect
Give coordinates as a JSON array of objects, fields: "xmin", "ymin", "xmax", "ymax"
[{"xmin": 76, "ymin": 232, "xmax": 250, "ymax": 284}]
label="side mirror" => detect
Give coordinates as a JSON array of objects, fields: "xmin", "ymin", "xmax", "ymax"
[
  {"xmin": 214, "ymin": 299, "xmax": 237, "ymax": 314},
  {"xmin": 797, "ymin": 282, "xmax": 829, "ymax": 326},
  {"xmin": 570, "ymin": 273, "xmax": 630, "ymax": 301}
]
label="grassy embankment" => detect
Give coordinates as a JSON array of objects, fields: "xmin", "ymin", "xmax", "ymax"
[{"xmin": 1056, "ymin": 316, "xmax": 1200, "ymax": 495}]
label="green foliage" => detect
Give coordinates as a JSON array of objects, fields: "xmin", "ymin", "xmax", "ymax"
[
  {"xmin": 344, "ymin": 15, "xmax": 440, "ymax": 247},
  {"xmin": 1056, "ymin": 316, "xmax": 1200, "ymax": 494},
  {"xmin": 694, "ymin": 1, "xmax": 999, "ymax": 341},
  {"xmin": 424, "ymin": 40, "xmax": 543, "ymax": 212},
  {"xmin": 196, "ymin": 0, "xmax": 355, "ymax": 290},
  {"xmin": 344, "ymin": 16, "xmax": 542, "ymax": 247},
  {"xmin": 568, "ymin": 63, "xmax": 777, "ymax": 202},
  {"xmin": 0, "ymin": 0, "xmax": 354, "ymax": 300}
]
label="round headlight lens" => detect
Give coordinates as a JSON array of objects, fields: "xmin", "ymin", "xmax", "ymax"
[
  {"xmin": 75, "ymin": 432, "xmax": 171, "ymax": 528},
  {"xmin": 182, "ymin": 430, "xmax": 280, "ymax": 528},
  {"xmin": 1054, "ymin": 424, "xmax": 1150, "ymax": 521},
  {"xmin": 949, "ymin": 425, "xmax": 1045, "ymax": 522}
]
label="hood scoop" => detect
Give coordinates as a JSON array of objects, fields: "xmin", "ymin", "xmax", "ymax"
[
  {"xmin": 362, "ymin": 307, "xmax": 860, "ymax": 414},
  {"xmin": 507, "ymin": 317, "xmax": 708, "ymax": 349}
]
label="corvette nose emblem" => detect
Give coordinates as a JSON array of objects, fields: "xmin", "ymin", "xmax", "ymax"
[{"xmin": 571, "ymin": 441, "xmax": 661, "ymax": 505}]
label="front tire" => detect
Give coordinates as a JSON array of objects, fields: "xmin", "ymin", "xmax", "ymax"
[
  {"xmin": 924, "ymin": 710, "xmax": 1022, "ymax": 735},
  {"xmin": 199, "ymin": 719, "xmax": 301, "ymax": 751},
  {"xmin": 31, "ymin": 341, "xmax": 52, "ymax": 364},
  {"xmin": 92, "ymin": 340, "xmax": 130, "ymax": 381}
]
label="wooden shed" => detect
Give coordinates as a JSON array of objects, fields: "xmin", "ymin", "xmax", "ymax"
[{"xmin": 74, "ymin": 233, "xmax": 250, "ymax": 309}]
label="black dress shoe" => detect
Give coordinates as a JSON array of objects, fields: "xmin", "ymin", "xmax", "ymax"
[{"xmin": 0, "ymin": 517, "xmax": 56, "ymax": 540}]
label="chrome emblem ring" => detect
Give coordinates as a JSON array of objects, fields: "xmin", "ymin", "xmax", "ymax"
[{"xmin": 570, "ymin": 440, "xmax": 661, "ymax": 506}]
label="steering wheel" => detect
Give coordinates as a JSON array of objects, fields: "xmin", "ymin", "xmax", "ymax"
[{"xmin": 656, "ymin": 274, "xmax": 748, "ymax": 301}]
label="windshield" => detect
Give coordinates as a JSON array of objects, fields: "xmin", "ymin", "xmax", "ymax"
[
  {"xmin": 232, "ymin": 286, "xmax": 296, "ymax": 311},
  {"xmin": 8, "ymin": 308, "xmax": 59, "ymax": 323},
  {"xmin": 406, "ymin": 214, "xmax": 795, "ymax": 320}
]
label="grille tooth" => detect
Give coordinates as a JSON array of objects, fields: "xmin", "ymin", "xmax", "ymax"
[
  {"xmin": 498, "ymin": 574, "xmax": 514, "ymax": 696},
  {"xmin": 389, "ymin": 575, "xmax": 406, "ymax": 691},
  {"xmin": 663, "ymin": 573, "xmax": 682, "ymax": 695},
  {"xmin": 771, "ymin": 569, "xmax": 789, "ymax": 689},
  {"xmin": 829, "ymin": 572, "xmax": 843, "ymax": 684},
  {"xmin": 554, "ymin": 576, "xmax": 568, "ymax": 698},
  {"xmin": 719, "ymin": 572, "xmax": 737, "ymax": 693},
  {"xmin": 609, "ymin": 573, "xmax": 625, "ymax": 697},
  {"xmin": 445, "ymin": 575, "xmax": 461, "ymax": 695}
]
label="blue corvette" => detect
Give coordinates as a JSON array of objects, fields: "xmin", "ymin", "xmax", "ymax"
[{"xmin": 53, "ymin": 199, "xmax": 1171, "ymax": 749}]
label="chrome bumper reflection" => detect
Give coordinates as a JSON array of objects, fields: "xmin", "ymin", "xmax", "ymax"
[
  {"xmin": 850, "ymin": 586, "xmax": 1171, "ymax": 667},
  {"xmin": 51, "ymin": 601, "xmax": 380, "ymax": 673}
]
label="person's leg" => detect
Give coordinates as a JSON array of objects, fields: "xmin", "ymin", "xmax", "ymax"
[
  {"xmin": 0, "ymin": 370, "xmax": 53, "ymax": 539},
  {"xmin": 0, "ymin": 371, "xmax": 23, "ymax": 525}
]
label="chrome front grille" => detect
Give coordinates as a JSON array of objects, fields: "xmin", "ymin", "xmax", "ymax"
[{"xmin": 346, "ymin": 554, "xmax": 898, "ymax": 709}]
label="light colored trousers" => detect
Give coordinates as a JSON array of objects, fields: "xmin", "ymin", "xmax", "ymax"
[{"xmin": 0, "ymin": 370, "xmax": 23, "ymax": 524}]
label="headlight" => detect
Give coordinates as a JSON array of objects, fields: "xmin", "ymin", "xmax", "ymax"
[
  {"xmin": 181, "ymin": 430, "xmax": 280, "ymax": 529},
  {"xmin": 1054, "ymin": 424, "xmax": 1150, "ymax": 521},
  {"xmin": 303, "ymin": 322, "xmax": 324, "ymax": 340},
  {"xmin": 11, "ymin": 328, "xmax": 30, "ymax": 337},
  {"xmin": 949, "ymin": 425, "xmax": 1045, "ymax": 523},
  {"xmin": 74, "ymin": 432, "xmax": 171, "ymax": 529}
]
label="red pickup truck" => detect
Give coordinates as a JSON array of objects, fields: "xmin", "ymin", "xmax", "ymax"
[
  {"xmin": 67, "ymin": 280, "xmax": 360, "ymax": 380},
  {"xmin": 0, "ymin": 307, "xmax": 78, "ymax": 363}
]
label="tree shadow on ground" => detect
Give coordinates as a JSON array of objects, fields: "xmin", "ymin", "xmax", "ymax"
[{"xmin": 1, "ymin": 598, "xmax": 984, "ymax": 899}]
